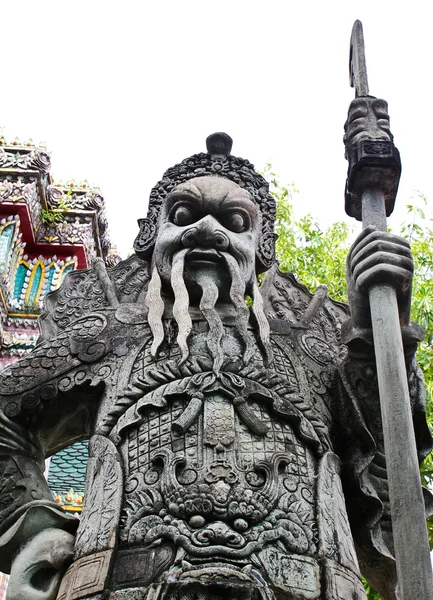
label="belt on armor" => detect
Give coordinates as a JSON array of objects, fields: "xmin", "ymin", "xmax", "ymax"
[
  {"xmin": 56, "ymin": 549, "xmax": 366, "ymax": 600},
  {"xmin": 56, "ymin": 545, "xmax": 174, "ymax": 599},
  {"xmin": 56, "ymin": 550, "xmax": 112, "ymax": 600}
]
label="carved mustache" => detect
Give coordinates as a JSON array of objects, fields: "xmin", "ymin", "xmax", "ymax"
[{"xmin": 184, "ymin": 247, "xmax": 223, "ymax": 263}]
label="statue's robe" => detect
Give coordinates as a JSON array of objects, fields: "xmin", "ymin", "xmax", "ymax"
[{"xmin": 0, "ymin": 257, "xmax": 430, "ymax": 600}]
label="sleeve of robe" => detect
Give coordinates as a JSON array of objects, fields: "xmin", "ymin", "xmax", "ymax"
[
  {"xmin": 336, "ymin": 319, "xmax": 432, "ymax": 599},
  {"xmin": 0, "ymin": 327, "xmax": 105, "ymax": 574},
  {"xmin": 0, "ymin": 408, "xmax": 79, "ymax": 574},
  {"xmin": 0, "ymin": 256, "xmax": 148, "ymax": 574}
]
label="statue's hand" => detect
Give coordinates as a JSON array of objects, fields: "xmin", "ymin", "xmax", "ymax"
[
  {"xmin": 347, "ymin": 225, "xmax": 413, "ymax": 328},
  {"xmin": 7, "ymin": 528, "xmax": 75, "ymax": 600}
]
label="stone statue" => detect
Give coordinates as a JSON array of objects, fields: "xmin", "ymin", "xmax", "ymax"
[{"xmin": 0, "ymin": 127, "xmax": 431, "ymax": 600}]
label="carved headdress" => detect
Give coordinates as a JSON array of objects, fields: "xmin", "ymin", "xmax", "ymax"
[{"xmin": 133, "ymin": 132, "xmax": 277, "ymax": 273}]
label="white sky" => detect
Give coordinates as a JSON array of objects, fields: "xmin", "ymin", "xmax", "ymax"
[{"xmin": 2, "ymin": 1, "xmax": 432, "ymax": 258}]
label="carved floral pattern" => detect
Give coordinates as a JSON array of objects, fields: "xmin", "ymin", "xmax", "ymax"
[{"xmin": 0, "ymin": 147, "xmax": 51, "ymax": 173}]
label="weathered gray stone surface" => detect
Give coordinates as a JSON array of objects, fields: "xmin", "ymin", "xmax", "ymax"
[
  {"xmin": 0, "ymin": 130, "xmax": 431, "ymax": 600},
  {"xmin": 345, "ymin": 21, "xmax": 433, "ymax": 600}
]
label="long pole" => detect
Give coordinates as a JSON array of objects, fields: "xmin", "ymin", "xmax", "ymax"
[{"xmin": 362, "ymin": 187, "xmax": 433, "ymax": 599}]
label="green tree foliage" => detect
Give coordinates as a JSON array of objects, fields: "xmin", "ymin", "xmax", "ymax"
[
  {"xmin": 266, "ymin": 167, "xmax": 433, "ymax": 599},
  {"xmin": 401, "ymin": 196, "xmax": 433, "ymax": 496},
  {"xmin": 270, "ymin": 169, "xmax": 351, "ymax": 302},
  {"xmin": 362, "ymin": 580, "xmax": 382, "ymax": 600}
]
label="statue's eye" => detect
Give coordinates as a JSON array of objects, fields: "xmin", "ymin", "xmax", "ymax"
[
  {"xmin": 223, "ymin": 211, "xmax": 247, "ymax": 233},
  {"xmin": 172, "ymin": 205, "xmax": 196, "ymax": 226}
]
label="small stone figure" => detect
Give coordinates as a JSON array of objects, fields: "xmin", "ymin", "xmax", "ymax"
[{"xmin": 0, "ymin": 129, "xmax": 430, "ymax": 600}]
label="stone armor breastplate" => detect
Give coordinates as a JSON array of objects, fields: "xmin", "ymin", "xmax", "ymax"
[{"xmin": 60, "ymin": 321, "xmax": 366, "ymax": 599}]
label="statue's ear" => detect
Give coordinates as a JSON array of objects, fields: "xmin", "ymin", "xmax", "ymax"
[
  {"xmin": 134, "ymin": 218, "xmax": 156, "ymax": 259},
  {"xmin": 256, "ymin": 225, "xmax": 277, "ymax": 274}
]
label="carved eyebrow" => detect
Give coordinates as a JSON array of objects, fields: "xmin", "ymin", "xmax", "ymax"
[
  {"xmin": 164, "ymin": 191, "xmax": 201, "ymax": 213},
  {"xmin": 222, "ymin": 197, "xmax": 257, "ymax": 211},
  {"xmin": 169, "ymin": 183, "xmax": 202, "ymax": 200},
  {"xmin": 169, "ymin": 194, "xmax": 199, "ymax": 204}
]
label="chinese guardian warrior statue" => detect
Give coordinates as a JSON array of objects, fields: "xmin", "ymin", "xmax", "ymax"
[{"xmin": 0, "ymin": 128, "xmax": 431, "ymax": 600}]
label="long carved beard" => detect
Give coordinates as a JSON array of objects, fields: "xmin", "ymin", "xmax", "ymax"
[
  {"xmin": 145, "ymin": 249, "xmax": 273, "ymax": 369},
  {"xmin": 199, "ymin": 277, "xmax": 224, "ymax": 372},
  {"xmin": 223, "ymin": 253, "xmax": 255, "ymax": 364}
]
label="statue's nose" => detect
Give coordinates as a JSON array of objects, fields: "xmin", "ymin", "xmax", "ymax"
[{"xmin": 181, "ymin": 217, "xmax": 229, "ymax": 251}]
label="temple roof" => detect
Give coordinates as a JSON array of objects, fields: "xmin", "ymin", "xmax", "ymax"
[{"xmin": 47, "ymin": 440, "xmax": 88, "ymax": 495}]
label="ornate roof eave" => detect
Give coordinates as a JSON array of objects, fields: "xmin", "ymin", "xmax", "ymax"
[
  {"xmin": 0, "ymin": 167, "xmax": 49, "ymax": 211},
  {"xmin": 37, "ymin": 208, "xmax": 103, "ymax": 260},
  {"xmin": 0, "ymin": 143, "xmax": 113, "ymax": 268},
  {"xmin": 0, "ymin": 142, "xmax": 119, "ymax": 330}
]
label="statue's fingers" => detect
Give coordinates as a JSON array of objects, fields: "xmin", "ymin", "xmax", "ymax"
[
  {"xmin": 375, "ymin": 231, "xmax": 410, "ymax": 248},
  {"xmin": 351, "ymin": 230, "xmax": 411, "ymax": 256},
  {"xmin": 350, "ymin": 230, "xmax": 410, "ymax": 265},
  {"xmin": 348, "ymin": 225, "xmax": 377, "ymax": 262},
  {"xmin": 355, "ymin": 262, "xmax": 413, "ymax": 292},
  {"xmin": 351, "ymin": 240, "xmax": 412, "ymax": 274},
  {"xmin": 353, "ymin": 252, "xmax": 413, "ymax": 284}
]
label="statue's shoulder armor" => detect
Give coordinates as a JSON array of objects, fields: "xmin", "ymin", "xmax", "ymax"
[
  {"xmin": 0, "ymin": 313, "xmax": 111, "ymax": 398},
  {"xmin": 0, "ymin": 255, "xmax": 150, "ymax": 417},
  {"xmin": 260, "ymin": 265, "xmax": 349, "ymax": 357},
  {"xmin": 39, "ymin": 254, "xmax": 149, "ymax": 341}
]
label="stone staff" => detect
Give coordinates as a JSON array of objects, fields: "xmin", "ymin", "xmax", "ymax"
[{"xmin": 345, "ymin": 19, "xmax": 433, "ymax": 600}]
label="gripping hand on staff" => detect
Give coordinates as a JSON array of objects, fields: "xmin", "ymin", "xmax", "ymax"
[
  {"xmin": 346, "ymin": 225, "xmax": 414, "ymax": 332},
  {"xmin": 6, "ymin": 528, "xmax": 75, "ymax": 600}
]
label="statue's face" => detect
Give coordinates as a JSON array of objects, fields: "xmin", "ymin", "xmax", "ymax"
[{"xmin": 153, "ymin": 176, "xmax": 259, "ymax": 299}]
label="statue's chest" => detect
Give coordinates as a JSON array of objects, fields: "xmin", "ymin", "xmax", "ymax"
[
  {"xmin": 118, "ymin": 325, "xmax": 329, "ymax": 480},
  {"xmin": 124, "ymin": 389, "xmax": 311, "ymax": 489},
  {"xmin": 116, "ymin": 326, "xmax": 338, "ymax": 546}
]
